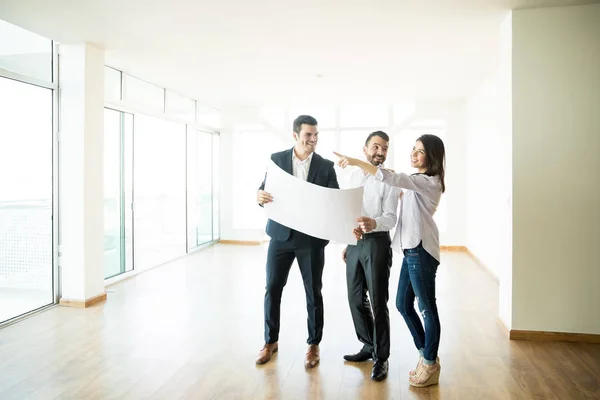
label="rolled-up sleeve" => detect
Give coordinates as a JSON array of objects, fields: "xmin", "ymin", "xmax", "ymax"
[{"xmin": 375, "ymin": 168, "xmax": 440, "ymax": 201}]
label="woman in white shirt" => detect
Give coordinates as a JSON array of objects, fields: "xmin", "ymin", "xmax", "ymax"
[{"xmin": 334, "ymin": 134, "xmax": 445, "ymax": 388}]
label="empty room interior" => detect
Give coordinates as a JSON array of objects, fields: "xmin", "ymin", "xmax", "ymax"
[{"xmin": 0, "ymin": 0, "xmax": 599, "ymax": 399}]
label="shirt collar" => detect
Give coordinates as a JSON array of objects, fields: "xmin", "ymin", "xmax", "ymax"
[{"xmin": 292, "ymin": 150, "xmax": 314, "ymax": 164}]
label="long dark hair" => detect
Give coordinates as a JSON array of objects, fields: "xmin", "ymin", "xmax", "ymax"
[{"xmin": 417, "ymin": 134, "xmax": 446, "ymax": 193}]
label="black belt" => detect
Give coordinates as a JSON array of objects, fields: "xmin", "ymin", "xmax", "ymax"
[{"xmin": 361, "ymin": 231, "xmax": 390, "ymax": 239}]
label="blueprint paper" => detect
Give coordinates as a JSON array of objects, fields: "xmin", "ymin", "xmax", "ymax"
[{"xmin": 264, "ymin": 160, "xmax": 363, "ymax": 245}]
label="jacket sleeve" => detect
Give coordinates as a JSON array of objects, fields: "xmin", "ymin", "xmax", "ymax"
[
  {"xmin": 326, "ymin": 161, "xmax": 340, "ymax": 189},
  {"xmin": 258, "ymin": 153, "xmax": 276, "ymax": 207},
  {"xmin": 258, "ymin": 172, "xmax": 267, "ymax": 208}
]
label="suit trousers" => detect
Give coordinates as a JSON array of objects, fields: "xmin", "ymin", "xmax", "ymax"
[
  {"xmin": 345, "ymin": 232, "xmax": 393, "ymax": 360},
  {"xmin": 264, "ymin": 230, "xmax": 325, "ymax": 345}
]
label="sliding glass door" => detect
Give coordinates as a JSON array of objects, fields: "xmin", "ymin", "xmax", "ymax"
[
  {"xmin": 187, "ymin": 130, "xmax": 219, "ymax": 250},
  {"xmin": 134, "ymin": 115, "xmax": 187, "ymax": 270},
  {"xmin": 103, "ymin": 108, "xmax": 134, "ymax": 279},
  {"xmin": 212, "ymin": 134, "xmax": 220, "ymax": 241},
  {"xmin": 103, "ymin": 110, "xmax": 221, "ymax": 276},
  {"xmin": 0, "ymin": 77, "xmax": 54, "ymax": 323}
]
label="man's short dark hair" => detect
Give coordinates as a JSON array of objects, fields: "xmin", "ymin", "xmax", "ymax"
[
  {"xmin": 293, "ymin": 115, "xmax": 318, "ymax": 134},
  {"xmin": 365, "ymin": 130, "xmax": 390, "ymax": 146}
]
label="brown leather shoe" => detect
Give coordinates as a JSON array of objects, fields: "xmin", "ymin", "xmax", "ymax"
[
  {"xmin": 304, "ymin": 344, "xmax": 320, "ymax": 369},
  {"xmin": 256, "ymin": 343, "xmax": 278, "ymax": 365}
]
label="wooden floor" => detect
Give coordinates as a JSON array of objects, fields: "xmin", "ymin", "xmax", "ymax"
[{"xmin": 1, "ymin": 243, "xmax": 599, "ymax": 400}]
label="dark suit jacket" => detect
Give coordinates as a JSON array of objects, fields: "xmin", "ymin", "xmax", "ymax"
[{"xmin": 259, "ymin": 148, "xmax": 339, "ymax": 247}]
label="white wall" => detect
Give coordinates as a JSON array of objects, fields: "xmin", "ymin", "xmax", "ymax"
[
  {"xmin": 512, "ymin": 4, "xmax": 600, "ymax": 334},
  {"xmin": 465, "ymin": 14, "xmax": 513, "ymax": 327}
]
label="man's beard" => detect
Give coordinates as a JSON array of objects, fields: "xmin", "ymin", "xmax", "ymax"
[{"xmin": 368, "ymin": 154, "xmax": 385, "ymax": 166}]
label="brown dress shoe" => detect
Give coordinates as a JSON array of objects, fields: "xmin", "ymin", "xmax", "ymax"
[
  {"xmin": 304, "ymin": 344, "xmax": 320, "ymax": 368},
  {"xmin": 256, "ymin": 343, "xmax": 278, "ymax": 365}
]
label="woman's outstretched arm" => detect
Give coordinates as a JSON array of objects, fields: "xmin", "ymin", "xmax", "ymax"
[
  {"xmin": 333, "ymin": 151, "xmax": 440, "ymax": 200},
  {"xmin": 333, "ymin": 152, "xmax": 378, "ymax": 176}
]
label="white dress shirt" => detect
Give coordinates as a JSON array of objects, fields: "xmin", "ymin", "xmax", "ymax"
[
  {"xmin": 292, "ymin": 151, "xmax": 313, "ymax": 181},
  {"xmin": 345, "ymin": 167, "xmax": 400, "ymax": 233},
  {"xmin": 375, "ymin": 168, "xmax": 443, "ymax": 262}
]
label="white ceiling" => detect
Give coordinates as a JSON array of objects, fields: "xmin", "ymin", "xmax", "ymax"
[{"xmin": 0, "ymin": 0, "xmax": 597, "ymax": 107}]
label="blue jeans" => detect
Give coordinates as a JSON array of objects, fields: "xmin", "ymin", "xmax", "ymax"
[{"xmin": 396, "ymin": 245, "xmax": 441, "ymax": 363}]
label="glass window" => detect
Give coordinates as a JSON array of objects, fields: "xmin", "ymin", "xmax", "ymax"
[
  {"xmin": 339, "ymin": 104, "xmax": 389, "ymax": 127},
  {"xmin": 123, "ymin": 114, "xmax": 134, "ymax": 273},
  {"xmin": 0, "ymin": 77, "xmax": 53, "ymax": 323},
  {"xmin": 233, "ymin": 131, "xmax": 285, "ymax": 230},
  {"xmin": 187, "ymin": 129, "xmax": 215, "ymax": 250},
  {"xmin": 196, "ymin": 131, "xmax": 213, "ymax": 245},
  {"xmin": 393, "ymin": 130, "xmax": 419, "ymax": 174},
  {"xmin": 123, "ymin": 74, "xmax": 165, "ymax": 114},
  {"xmin": 104, "ymin": 67, "xmax": 121, "ymax": 103},
  {"xmin": 0, "ymin": 20, "xmax": 53, "ymax": 82},
  {"xmin": 340, "ymin": 130, "xmax": 373, "ymax": 159},
  {"xmin": 134, "ymin": 115, "xmax": 186, "ymax": 270},
  {"xmin": 316, "ymin": 129, "xmax": 337, "ymax": 162},
  {"xmin": 103, "ymin": 109, "xmax": 121, "ymax": 278},
  {"xmin": 393, "ymin": 101, "xmax": 416, "ymax": 126},
  {"xmin": 260, "ymin": 105, "xmax": 286, "ymax": 130},
  {"xmin": 197, "ymin": 103, "xmax": 221, "ymax": 129},
  {"xmin": 289, "ymin": 106, "xmax": 336, "ymax": 129},
  {"xmin": 186, "ymin": 129, "xmax": 198, "ymax": 250},
  {"xmin": 167, "ymin": 91, "xmax": 195, "ymax": 122},
  {"xmin": 212, "ymin": 135, "xmax": 220, "ymax": 240},
  {"xmin": 103, "ymin": 109, "xmax": 134, "ymax": 279},
  {"xmin": 410, "ymin": 119, "xmax": 447, "ymax": 129}
]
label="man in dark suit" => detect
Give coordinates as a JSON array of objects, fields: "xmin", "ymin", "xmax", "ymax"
[{"xmin": 255, "ymin": 115, "xmax": 339, "ymax": 369}]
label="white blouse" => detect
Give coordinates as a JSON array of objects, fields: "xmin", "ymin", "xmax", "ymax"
[{"xmin": 375, "ymin": 168, "xmax": 443, "ymax": 262}]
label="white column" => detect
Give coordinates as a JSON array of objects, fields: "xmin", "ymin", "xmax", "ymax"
[{"xmin": 58, "ymin": 43, "xmax": 105, "ymax": 306}]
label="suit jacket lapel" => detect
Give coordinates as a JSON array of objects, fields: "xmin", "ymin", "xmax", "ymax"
[
  {"xmin": 283, "ymin": 148, "xmax": 293, "ymax": 175},
  {"xmin": 307, "ymin": 153, "xmax": 321, "ymax": 183}
]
